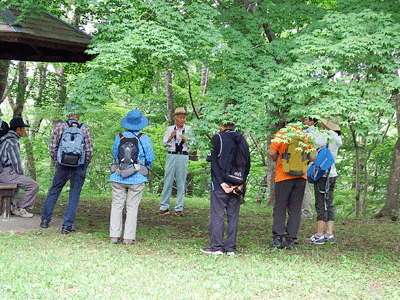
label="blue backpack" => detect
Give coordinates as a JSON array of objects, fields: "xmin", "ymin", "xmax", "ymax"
[
  {"xmin": 307, "ymin": 146, "xmax": 335, "ymax": 183},
  {"xmin": 57, "ymin": 121, "xmax": 86, "ymax": 167}
]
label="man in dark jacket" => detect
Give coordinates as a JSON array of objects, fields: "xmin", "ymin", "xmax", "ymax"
[{"xmin": 201, "ymin": 119, "xmax": 250, "ymax": 255}]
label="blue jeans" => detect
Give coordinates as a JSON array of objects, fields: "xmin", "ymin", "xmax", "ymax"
[{"xmin": 41, "ymin": 164, "xmax": 87, "ymax": 227}]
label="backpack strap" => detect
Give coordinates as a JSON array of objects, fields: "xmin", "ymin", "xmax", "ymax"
[{"xmin": 65, "ymin": 120, "xmax": 82, "ymax": 128}]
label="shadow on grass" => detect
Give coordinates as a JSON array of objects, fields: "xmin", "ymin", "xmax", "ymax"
[{"xmin": 30, "ymin": 193, "xmax": 400, "ymax": 263}]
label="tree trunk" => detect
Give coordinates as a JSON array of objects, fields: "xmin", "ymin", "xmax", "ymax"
[
  {"xmin": 13, "ymin": 61, "xmax": 28, "ymax": 118},
  {"xmin": 25, "ymin": 63, "xmax": 48, "ymax": 180},
  {"xmin": 376, "ymin": 90, "xmax": 400, "ymax": 220},
  {"xmin": 165, "ymin": 68, "xmax": 174, "ymax": 124},
  {"xmin": 266, "ymin": 132, "xmax": 276, "ymax": 206},
  {"xmin": 49, "ymin": 64, "xmax": 67, "ymax": 169},
  {"xmin": 0, "ymin": 60, "xmax": 10, "ymax": 105},
  {"xmin": 349, "ymin": 125, "xmax": 361, "ymax": 218},
  {"xmin": 200, "ymin": 64, "xmax": 209, "ymax": 95}
]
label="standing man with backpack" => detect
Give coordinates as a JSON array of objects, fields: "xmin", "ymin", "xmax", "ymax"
[
  {"xmin": 268, "ymin": 122, "xmax": 316, "ymax": 249},
  {"xmin": 201, "ymin": 117, "xmax": 250, "ymax": 255},
  {"xmin": 109, "ymin": 109, "xmax": 154, "ymax": 245},
  {"xmin": 156, "ymin": 107, "xmax": 191, "ymax": 217},
  {"xmin": 308, "ymin": 118, "xmax": 342, "ymax": 245},
  {"xmin": 40, "ymin": 104, "xmax": 93, "ymax": 234},
  {"xmin": 0, "ymin": 117, "xmax": 39, "ymax": 218}
]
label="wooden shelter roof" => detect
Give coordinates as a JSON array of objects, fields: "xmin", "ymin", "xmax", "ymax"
[{"xmin": 0, "ymin": 7, "xmax": 95, "ymax": 62}]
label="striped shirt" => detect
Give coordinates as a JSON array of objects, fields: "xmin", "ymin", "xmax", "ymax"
[
  {"xmin": 49, "ymin": 117, "xmax": 93, "ymax": 165},
  {"xmin": 0, "ymin": 131, "xmax": 24, "ymax": 174}
]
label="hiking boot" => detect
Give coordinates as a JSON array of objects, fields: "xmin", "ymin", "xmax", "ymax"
[
  {"xmin": 308, "ymin": 234, "xmax": 326, "ymax": 245},
  {"xmin": 156, "ymin": 209, "xmax": 170, "ymax": 215},
  {"xmin": 61, "ymin": 225, "xmax": 75, "ymax": 235},
  {"xmin": 301, "ymin": 215, "xmax": 313, "ymax": 220},
  {"xmin": 200, "ymin": 248, "xmax": 223, "ymax": 255},
  {"xmin": 12, "ymin": 207, "xmax": 33, "ymax": 218},
  {"xmin": 122, "ymin": 239, "xmax": 136, "ymax": 245},
  {"xmin": 324, "ymin": 234, "xmax": 335, "ymax": 244},
  {"xmin": 285, "ymin": 238, "xmax": 295, "ymax": 249},
  {"xmin": 174, "ymin": 211, "xmax": 184, "ymax": 217},
  {"xmin": 40, "ymin": 219, "xmax": 50, "ymax": 228},
  {"xmin": 110, "ymin": 237, "xmax": 120, "ymax": 244},
  {"xmin": 269, "ymin": 237, "xmax": 284, "ymax": 249}
]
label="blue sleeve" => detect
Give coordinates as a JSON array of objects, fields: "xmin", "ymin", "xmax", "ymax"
[
  {"xmin": 140, "ymin": 135, "xmax": 154, "ymax": 167},
  {"xmin": 112, "ymin": 135, "xmax": 120, "ymax": 162}
]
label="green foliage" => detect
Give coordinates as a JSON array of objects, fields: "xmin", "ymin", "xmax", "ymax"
[{"xmin": 5, "ymin": 0, "xmax": 400, "ymax": 213}]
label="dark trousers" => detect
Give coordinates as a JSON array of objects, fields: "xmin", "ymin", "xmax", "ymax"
[
  {"xmin": 314, "ymin": 176, "xmax": 336, "ymax": 222},
  {"xmin": 41, "ymin": 164, "xmax": 87, "ymax": 227},
  {"xmin": 209, "ymin": 190, "xmax": 241, "ymax": 252},
  {"xmin": 272, "ymin": 178, "xmax": 306, "ymax": 240}
]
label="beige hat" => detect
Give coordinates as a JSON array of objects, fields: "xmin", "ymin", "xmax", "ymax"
[
  {"xmin": 321, "ymin": 118, "xmax": 340, "ymax": 131},
  {"xmin": 173, "ymin": 107, "xmax": 189, "ymax": 116}
]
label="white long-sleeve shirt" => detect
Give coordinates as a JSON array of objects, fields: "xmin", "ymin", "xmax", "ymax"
[
  {"xmin": 162, "ymin": 124, "xmax": 191, "ymax": 152},
  {"xmin": 314, "ymin": 130, "xmax": 342, "ymax": 177}
]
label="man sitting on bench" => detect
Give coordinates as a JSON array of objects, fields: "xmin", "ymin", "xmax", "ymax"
[{"xmin": 0, "ymin": 117, "xmax": 39, "ymax": 218}]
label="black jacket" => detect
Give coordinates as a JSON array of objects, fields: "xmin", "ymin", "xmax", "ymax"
[{"xmin": 207, "ymin": 129, "xmax": 250, "ymax": 191}]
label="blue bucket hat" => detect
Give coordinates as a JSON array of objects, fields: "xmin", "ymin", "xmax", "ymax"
[{"xmin": 121, "ymin": 109, "xmax": 148, "ymax": 131}]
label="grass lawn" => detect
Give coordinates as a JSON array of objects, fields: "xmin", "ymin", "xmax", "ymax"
[{"xmin": 1, "ymin": 193, "xmax": 399, "ymax": 299}]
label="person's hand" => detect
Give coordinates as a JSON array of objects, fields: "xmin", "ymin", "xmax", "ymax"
[
  {"xmin": 233, "ymin": 185, "xmax": 243, "ymax": 195},
  {"xmin": 180, "ymin": 135, "xmax": 188, "ymax": 141},
  {"xmin": 220, "ymin": 182, "xmax": 234, "ymax": 194},
  {"xmin": 168, "ymin": 130, "xmax": 177, "ymax": 142}
]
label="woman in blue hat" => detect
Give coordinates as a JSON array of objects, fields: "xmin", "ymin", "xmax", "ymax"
[{"xmin": 109, "ymin": 109, "xmax": 154, "ymax": 245}]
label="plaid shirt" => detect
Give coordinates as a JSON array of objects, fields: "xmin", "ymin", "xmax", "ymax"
[
  {"xmin": 49, "ymin": 117, "xmax": 93, "ymax": 165},
  {"xmin": 0, "ymin": 131, "xmax": 24, "ymax": 174}
]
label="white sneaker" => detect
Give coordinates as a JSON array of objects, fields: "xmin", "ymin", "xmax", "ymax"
[
  {"xmin": 13, "ymin": 208, "xmax": 34, "ymax": 218},
  {"xmin": 201, "ymin": 248, "xmax": 223, "ymax": 255},
  {"xmin": 308, "ymin": 234, "xmax": 326, "ymax": 245},
  {"xmin": 226, "ymin": 251, "xmax": 235, "ymax": 256}
]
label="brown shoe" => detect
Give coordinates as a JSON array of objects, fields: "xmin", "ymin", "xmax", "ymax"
[
  {"xmin": 156, "ymin": 209, "xmax": 170, "ymax": 215},
  {"xmin": 175, "ymin": 211, "xmax": 184, "ymax": 217},
  {"xmin": 110, "ymin": 237, "xmax": 120, "ymax": 244}
]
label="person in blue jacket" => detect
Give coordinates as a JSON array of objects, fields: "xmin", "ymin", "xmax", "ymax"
[{"xmin": 109, "ymin": 109, "xmax": 154, "ymax": 245}]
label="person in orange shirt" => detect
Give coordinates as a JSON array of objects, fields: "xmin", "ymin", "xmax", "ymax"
[{"xmin": 268, "ymin": 122, "xmax": 316, "ymax": 249}]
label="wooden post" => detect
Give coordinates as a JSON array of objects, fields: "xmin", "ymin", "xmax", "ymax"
[{"xmin": 0, "ymin": 183, "xmax": 17, "ymax": 219}]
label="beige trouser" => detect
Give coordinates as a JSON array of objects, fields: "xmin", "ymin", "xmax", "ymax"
[
  {"xmin": 0, "ymin": 167, "xmax": 39, "ymax": 209},
  {"xmin": 110, "ymin": 182, "xmax": 145, "ymax": 240},
  {"xmin": 301, "ymin": 180, "xmax": 313, "ymax": 218}
]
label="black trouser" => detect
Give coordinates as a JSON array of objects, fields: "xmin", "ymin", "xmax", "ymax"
[
  {"xmin": 272, "ymin": 178, "xmax": 306, "ymax": 240},
  {"xmin": 209, "ymin": 189, "xmax": 241, "ymax": 252},
  {"xmin": 314, "ymin": 176, "xmax": 336, "ymax": 222}
]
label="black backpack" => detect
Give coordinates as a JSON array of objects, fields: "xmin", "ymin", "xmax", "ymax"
[
  {"xmin": 117, "ymin": 132, "xmax": 144, "ymax": 168},
  {"xmin": 0, "ymin": 119, "xmax": 9, "ymax": 139},
  {"xmin": 223, "ymin": 132, "xmax": 249, "ymax": 186}
]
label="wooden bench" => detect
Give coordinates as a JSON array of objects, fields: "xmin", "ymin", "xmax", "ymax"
[{"xmin": 0, "ymin": 183, "xmax": 17, "ymax": 219}]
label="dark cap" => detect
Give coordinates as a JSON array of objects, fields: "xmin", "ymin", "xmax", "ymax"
[{"xmin": 10, "ymin": 117, "xmax": 30, "ymax": 129}]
